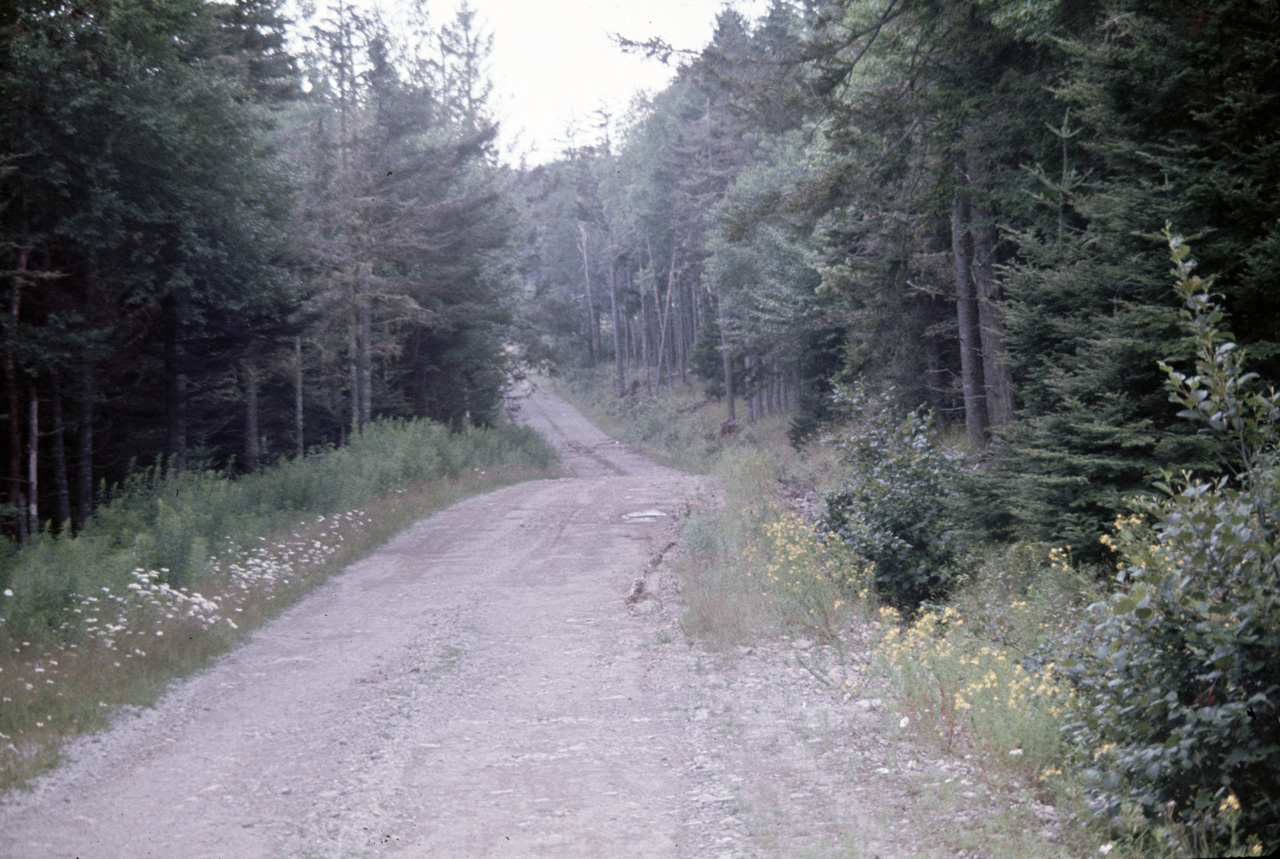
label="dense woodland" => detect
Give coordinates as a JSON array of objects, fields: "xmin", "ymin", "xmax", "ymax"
[
  {"xmin": 3, "ymin": 0, "xmax": 1279, "ymax": 849},
  {"xmin": 1, "ymin": 0, "xmax": 520, "ymax": 541},
  {"xmin": 3, "ymin": 0, "xmax": 1277, "ymax": 549},
  {"xmin": 523, "ymin": 0, "xmax": 1280, "ymax": 561}
]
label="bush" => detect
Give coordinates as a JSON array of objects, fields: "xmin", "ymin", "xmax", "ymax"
[
  {"xmin": 820, "ymin": 384, "xmax": 965, "ymax": 611},
  {"xmin": 1061, "ymin": 231, "xmax": 1279, "ymax": 854}
]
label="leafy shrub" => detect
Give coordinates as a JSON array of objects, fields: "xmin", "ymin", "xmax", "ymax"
[
  {"xmin": 1061, "ymin": 232, "xmax": 1279, "ymax": 854},
  {"xmin": 820, "ymin": 384, "xmax": 965, "ymax": 611}
]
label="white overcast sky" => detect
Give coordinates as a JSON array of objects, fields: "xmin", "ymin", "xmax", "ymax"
[{"xmin": 353, "ymin": 0, "xmax": 771, "ymax": 163}]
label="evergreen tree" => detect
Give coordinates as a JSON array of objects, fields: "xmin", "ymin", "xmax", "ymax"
[{"xmin": 987, "ymin": 0, "xmax": 1280, "ymax": 556}]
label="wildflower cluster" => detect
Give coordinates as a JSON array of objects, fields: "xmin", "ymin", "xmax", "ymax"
[
  {"xmin": 0, "ymin": 508, "xmax": 370, "ymax": 754},
  {"xmin": 757, "ymin": 512, "xmax": 866, "ymax": 640},
  {"xmin": 875, "ymin": 603, "xmax": 1076, "ymax": 778}
]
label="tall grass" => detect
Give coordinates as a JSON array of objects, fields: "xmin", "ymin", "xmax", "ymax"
[{"xmin": 0, "ymin": 418, "xmax": 558, "ymax": 790}]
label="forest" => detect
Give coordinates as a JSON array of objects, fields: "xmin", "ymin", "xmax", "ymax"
[{"xmin": 2, "ymin": 0, "xmax": 1278, "ymax": 853}]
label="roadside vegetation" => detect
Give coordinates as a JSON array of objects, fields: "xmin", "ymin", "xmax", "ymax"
[
  {"xmin": 0, "ymin": 419, "xmax": 559, "ymax": 791},
  {"xmin": 552, "ymin": 238, "xmax": 1276, "ymax": 858}
]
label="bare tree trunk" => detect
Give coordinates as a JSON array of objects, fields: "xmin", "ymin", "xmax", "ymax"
[
  {"xmin": 243, "ymin": 360, "xmax": 261, "ymax": 472},
  {"xmin": 677, "ymin": 280, "xmax": 689, "ymax": 386},
  {"xmin": 348, "ymin": 312, "xmax": 360, "ymax": 435},
  {"xmin": 967, "ymin": 152, "xmax": 1014, "ymax": 430},
  {"xmin": 718, "ymin": 294, "xmax": 735, "ymax": 423},
  {"xmin": 654, "ymin": 253, "xmax": 673, "ymax": 390},
  {"xmin": 609, "ymin": 255, "xmax": 625, "ymax": 396},
  {"xmin": 952, "ymin": 186, "xmax": 988, "ymax": 451},
  {"xmin": 359, "ymin": 284, "xmax": 372, "ymax": 426},
  {"xmin": 27, "ymin": 387, "xmax": 37, "ymax": 534},
  {"xmin": 6, "ymin": 252, "xmax": 25, "ymax": 542},
  {"xmin": 50, "ymin": 375, "xmax": 72, "ymax": 530},
  {"xmin": 295, "ymin": 336, "xmax": 305, "ymax": 459},
  {"xmin": 577, "ymin": 224, "xmax": 599, "ymax": 368},
  {"xmin": 164, "ymin": 296, "xmax": 188, "ymax": 473},
  {"xmin": 625, "ymin": 298, "xmax": 635, "ymax": 371},
  {"xmin": 670, "ymin": 266, "xmax": 685, "ymax": 386},
  {"xmin": 769, "ymin": 363, "xmax": 779, "ymax": 417},
  {"xmin": 77, "ymin": 370, "xmax": 93, "ymax": 528},
  {"xmin": 641, "ymin": 278, "xmax": 652, "ymax": 395}
]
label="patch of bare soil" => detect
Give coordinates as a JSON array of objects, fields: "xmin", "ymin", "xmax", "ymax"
[{"xmin": 0, "ymin": 385, "xmax": 1058, "ymax": 858}]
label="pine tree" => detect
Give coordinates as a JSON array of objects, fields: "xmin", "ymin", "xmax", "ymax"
[{"xmin": 986, "ymin": 0, "xmax": 1280, "ymax": 556}]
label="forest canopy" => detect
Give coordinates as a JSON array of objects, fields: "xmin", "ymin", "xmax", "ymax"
[
  {"xmin": 1, "ymin": 0, "xmax": 521, "ymax": 538},
  {"xmin": 520, "ymin": 0, "xmax": 1280, "ymax": 558}
]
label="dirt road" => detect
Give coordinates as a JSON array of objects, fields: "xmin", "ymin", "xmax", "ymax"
[{"xmin": 0, "ymin": 386, "xmax": 973, "ymax": 858}]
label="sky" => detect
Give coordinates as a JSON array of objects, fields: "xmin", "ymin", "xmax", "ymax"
[{"xmin": 400, "ymin": 0, "xmax": 771, "ymax": 163}]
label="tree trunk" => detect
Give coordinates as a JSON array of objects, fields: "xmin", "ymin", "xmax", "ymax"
[
  {"xmin": 718, "ymin": 294, "xmax": 735, "ymax": 423},
  {"xmin": 967, "ymin": 152, "xmax": 1014, "ymax": 430},
  {"xmin": 641, "ymin": 278, "xmax": 652, "ymax": 395},
  {"xmin": 27, "ymin": 387, "xmax": 37, "ymax": 534},
  {"xmin": 676, "ymin": 280, "xmax": 689, "ymax": 386},
  {"xmin": 348, "ymin": 315, "xmax": 360, "ymax": 435},
  {"xmin": 609, "ymin": 255, "xmax": 625, "ymax": 397},
  {"xmin": 50, "ymin": 375, "xmax": 72, "ymax": 530},
  {"xmin": 359, "ymin": 277, "xmax": 372, "ymax": 426},
  {"xmin": 164, "ymin": 296, "xmax": 188, "ymax": 473},
  {"xmin": 295, "ymin": 336, "xmax": 305, "ymax": 459},
  {"xmin": 6, "ymin": 252, "xmax": 25, "ymax": 542},
  {"xmin": 243, "ymin": 360, "xmax": 261, "ymax": 472},
  {"xmin": 655, "ymin": 254, "xmax": 673, "ymax": 390},
  {"xmin": 952, "ymin": 186, "xmax": 988, "ymax": 450},
  {"xmin": 77, "ymin": 370, "xmax": 94, "ymax": 527},
  {"xmin": 577, "ymin": 224, "xmax": 599, "ymax": 368}
]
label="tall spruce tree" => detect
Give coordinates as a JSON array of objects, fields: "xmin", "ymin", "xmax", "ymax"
[{"xmin": 986, "ymin": 0, "xmax": 1280, "ymax": 556}]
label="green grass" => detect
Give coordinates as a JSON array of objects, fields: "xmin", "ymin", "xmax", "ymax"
[{"xmin": 0, "ymin": 418, "xmax": 560, "ymax": 792}]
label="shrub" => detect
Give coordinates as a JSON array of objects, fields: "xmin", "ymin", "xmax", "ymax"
[
  {"xmin": 820, "ymin": 384, "xmax": 965, "ymax": 611},
  {"xmin": 1061, "ymin": 231, "xmax": 1279, "ymax": 854}
]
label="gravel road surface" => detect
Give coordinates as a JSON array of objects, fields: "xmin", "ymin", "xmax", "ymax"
[{"xmin": 0, "ymin": 385, "xmax": 981, "ymax": 859}]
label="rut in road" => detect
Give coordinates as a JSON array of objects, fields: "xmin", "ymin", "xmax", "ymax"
[{"xmin": 0, "ymin": 386, "xmax": 947, "ymax": 859}]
